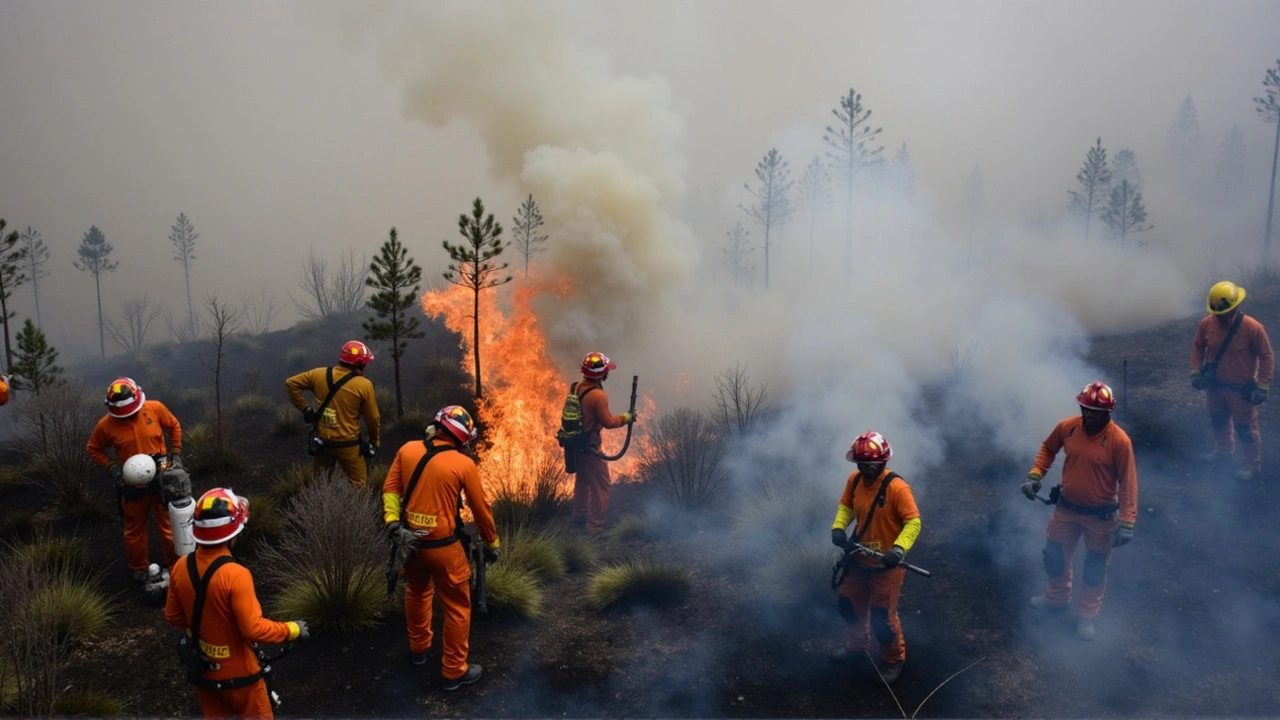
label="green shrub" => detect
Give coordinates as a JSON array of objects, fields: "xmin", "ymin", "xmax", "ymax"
[
  {"xmin": 183, "ymin": 423, "xmax": 212, "ymax": 458},
  {"xmin": 485, "ymin": 563, "xmax": 543, "ymax": 620},
  {"xmin": 501, "ymin": 526, "xmax": 566, "ymax": 584},
  {"xmin": 246, "ymin": 494, "xmax": 285, "ymax": 541},
  {"xmin": 586, "ymin": 560, "xmax": 694, "ymax": 611},
  {"xmin": 556, "ymin": 533, "xmax": 599, "ymax": 573},
  {"xmin": 271, "ymin": 566, "xmax": 384, "ymax": 634},
  {"xmin": 232, "ymin": 393, "xmax": 274, "ymax": 417},
  {"xmin": 51, "ymin": 689, "xmax": 125, "ymax": 716},
  {"xmin": 8, "ymin": 534, "xmax": 92, "ymax": 578},
  {"xmin": 26, "ymin": 579, "xmax": 114, "ymax": 645},
  {"xmin": 0, "ymin": 658, "xmax": 17, "ymax": 711},
  {"xmin": 269, "ymin": 462, "xmax": 315, "ymax": 503},
  {"xmin": 603, "ymin": 515, "xmax": 650, "ymax": 545}
]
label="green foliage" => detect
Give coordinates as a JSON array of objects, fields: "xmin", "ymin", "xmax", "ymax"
[
  {"xmin": 501, "ymin": 524, "xmax": 567, "ymax": 584},
  {"xmin": 511, "ymin": 194, "xmax": 548, "ymax": 277},
  {"xmin": 484, "ymin": 563, "xmax": 543, "ymax": 620},
  {"xmin": 441, "ymin": 197, "xmax": 512, "ymax": 399},
  {"xmin": 1069, "ymin": 138, "xmax": 1113, "ymax": 241},
  {"xmin": 8, "ymin": 534, "xmax": 92, "ymax": 578},
  {"xmin": 245, "ymin": 494, "xmax": 285, "ymax": 542},
  {"xmin": 9, "ymin": 319, "xmax": 63, "ymax": 393},
  {"xmin": 1101, "ymin": 178, "xmax": 1152, "ymax": 245},
  {"xmin": 364, "ymin": 227, "xmax": 425, "ymax": 420},
  {"xmin": 556, "ymin": 533, "xmax": 599, "ymax": 573},
  {"xmin": 232, "ymin": 393, "xmax": 274, "ymax": 417},
  {"xmin": 185, "ymin": 418, "xmax": 242, "ymax": 475},
  {"xmin": 604, "ymin": 515, "xmax": 651, "ymax": 545},
  {"xmin": 585, "ymin": 560, "xmax": 694, "ymax": 611},
  {"xmin": 271, "ymin": 565, "xmax": 384, "ymax": 634},
  {"xmin": 25, "ymin": 578, "xmax": 113, "ymax": 645},
  {"xmin": 0, "ymin": 219, "xmax": 28, "ymax": 370},
  {"xmin": 51, "ymin": 688, "xmax": 125, "ymax": 716}
]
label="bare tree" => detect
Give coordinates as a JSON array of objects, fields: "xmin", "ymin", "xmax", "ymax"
[
  {"xmin": 823, "ymin": 87, "xmax": 884, "ymax": 277},
  {"xmin": 443, "ymin": 197, "xmax": 511, "ymax": 399},
  {"xmin": 239, "ymin": 286, "xmax": 281, "ymax": 337},
  {"xmin": 289, "ymin": 248, "xmax": 368, "ymax": 321},
  {"xmin": 1255, "ymin": 58, "xmax": 1280, "ymax": 257},
  {"xmin": 710, "ymin": 362, "xmax": 769, "ymax": 437},
  {"xmin": 1068, "ymin": 138, "xmax": 1112, "ymax": 242},
  {"xmin": 200, "ymin": 295, "xmax": 241, "ymax": 460},
  {"xmin": 20, "ymin": 226, "xmax": 49, "ymax": 329},
  {"xmin": 722, "ymin": 223, "xmax": 754, "ymax": 287},
  {"xmin": 13, "ymin": 380, "xmax": 97, "ymax": 506},
  {"xmin": 73, "ymin": 225, "xmax": 117, "ymax": 359},
  {"xmin": 740, "ymin": 148, "xmax": 795, "ymax": 291},
  {"xmin": 0, "ymin": 219, "xmax": 26, "ymax": 370},
  {"xmin": 1216, "ymin": 126, "xmax": 1247, "ymax": 213},
  {"xmin": 796, "ymin": 156, "xmax": 831, "ymax": 280},
  {"xmin": 638, "ymin": 407, "xmax": 728, "ymax": 510},
  {"xmin": 511, "ymin": 194, "xmax": 548, "ymax": 278},
  {"xmin": 169, "ymin": 212, "xmax": 198, "ymax": 327},
  {"xmin": 104, "ymin": 295, "xmax": 162, "ymax": 353},
  {"xmin": 1165, "ymin": 95, "xmax": 1200, "ymax": 191}
]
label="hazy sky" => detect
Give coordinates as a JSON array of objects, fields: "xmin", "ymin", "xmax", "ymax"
[{"xmin": 2, "ymin": 0, "xmax": 1278, "ymax": 438}]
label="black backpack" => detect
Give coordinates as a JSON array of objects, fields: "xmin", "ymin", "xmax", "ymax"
[{"xmin": 556, "ymin": 382, "xmax": 598, "ymax": 473}]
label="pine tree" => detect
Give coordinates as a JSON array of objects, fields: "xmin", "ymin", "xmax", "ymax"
[
  {"xmin": 9, "ymin": 318, "xmax": 63, "ymax": 394},
  {"xmin": 363, "ymin": 227, "xmax": 425, "ymax": 419},
  {"xmin": 20, "ymin": 226, "xmax": 49, "ymax": 329},
  {"xmin": 0, "ymin": 219, "xmax": 27, "ymax": 371},
  {"xmin": 1255, "ymin": 59, "xmax": 1280, "ymax": 256},
  {"xmin": 1101, "ymin": 179, "xmax": 1152, "ymax": 246},
  {"xmin": 823, "ymin": 87, "xmax": 884, "ymax": 277},
  {"xmin": 1111, "ymin": 148, "xmax": 1143, "ymax": 189},
  {"xmin": 740, "ymin": 148, "xmax": 795, "ymax": 290},
  {"xmin": 722, "ymin": 223, "xmax": 754, "ymax": 287},
  {"xmin": 1068, "ymin": 138, "xmax": 1112, "ymax": 242},
  {"xmin": 511, "ymin": 194, "xmax": 548, "ymax": 278},
  {"xmin": 443, "ymin": 197, "xmax": 511, "ymax": 399},
  {"xmin": 73, "ymin": 225, "xmax": 117, "ymax": 359},
  {"xmin": 170, "ymin": 213, "xmax": 198, "ymax": 327},
  {"xmin": 1165, "ymin": 95, "xmax": 1200, "ymax": 191}
]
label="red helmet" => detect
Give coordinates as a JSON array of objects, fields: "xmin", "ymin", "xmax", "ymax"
[
  {"xmin": 434, "ymin": 405, "xmax": 477, "ymax": 446},
  {"xmin": 1076, "ymin": 381, "xmax": 1116, "ymax": 412},
  {"xmin": 105, "ymin": 377, "xmax": 145, "ymax": 418},
  {"xmin": 580, "ymin": 351, "xmax": 617, "ymax": 380},
  {"xmin": 192, "ymin": 488, "xmax": 250, "ymax": 545},
  {"xmin": 846, "ymin": 431, "xmax": 893, "ymax": 463},
  {"xmin": 339, "ymin": 340, "xmax": 375, "ymax": 367}
]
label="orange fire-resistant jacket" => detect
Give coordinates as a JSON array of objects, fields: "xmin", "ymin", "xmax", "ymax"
[
  {"xmin": 1190, "ymin": 313, "xmax": 1275, "ymax": 387},
  {"xmin": 833, "ymin": 468, "xmax": 922, "ymax": 566},
  {"xmin": 285, "ymin": 366, "xmax": 380, "ymax": 446},
  {"xmin": 86, "ymin": 400, "xmax": 182, "ymax": 468},
  {"xmin": 1029, "ymin": 416, "xmax": 1138, "ymax": 525},
  {"xmin": 165, "ymin": 546, "xmax": 302, "ymax": 681},
  {"xmin": 0, "ymin": 375, "xmax": 8, "ymax": 405},
  {"xmin": 381, "ymin": 438, "xmax": 499, "ymax": 549},
  {"xmin": 575, "ymin": 378, "xmax": 627, "ymax": 447}
]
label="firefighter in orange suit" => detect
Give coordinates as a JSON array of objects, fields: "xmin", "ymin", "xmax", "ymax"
[
  {"xmin": 285, "ymin": 340, "xmax": 381, "ymax": 487},
  {"xmin": 570, "ymin": 352, "xmax": 635, "ymax": 535},
  {"xmin": 166, "ymin": 488, "xmax": 309, "ymax": 719},
  {"xmin": 87, "ymin": 377, "xmax": 182, "ymax": 579},
  {"xmin": 383, "ymin": 405, "xmax": 499, "ymax": 691},
  {"xmin": 829, "ymin": 431, "xmax": 921, "ymax": 686},
  {"xmin": 1021, "ymin": 381, "xmax": 1137, "ymax": 641},
  {"xmin": 0, "ymin": 372, "xmax": 9, "ymax": 405},
  {"xmin": 1191, "ymin": 281, "xmax": 1275, "ymax": 480}
]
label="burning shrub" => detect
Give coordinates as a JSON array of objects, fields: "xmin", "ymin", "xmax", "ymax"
[
  {"xmin": 556, "ymin": 533, "xmax": 599, "ymax": 573},
  {"xmin": 490, "ymin": 453, "xmax": 569, "ymax": 530},
  {"xmin": 257, "ymin": 469, "xmax": 386, "ymax": 634},
  {"xmin": 51, "ymin": 689, "xmax": 124, "ymax": 717},
  {"xmin": 12, "ymin": 381, "xmax": 99, "ymax": 510},
  {"xmin": 585, "ymin": 560, "xmax": 694, "ymax": 611},
  {"xmin": 485, "ymin": 563, "xmax": 543, "ymax": 620},
  {"xmin": 637, "ymin": 407, "xmax": 728, "ymax": 510}
]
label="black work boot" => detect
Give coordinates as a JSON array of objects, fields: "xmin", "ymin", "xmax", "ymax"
[
  {"xmin": 442, "ymin": 663, "xmax": 482, "ymax": 691},
  {"xmin": 876, "ymin": 659, "xmax": 904, "ymax": 686}
]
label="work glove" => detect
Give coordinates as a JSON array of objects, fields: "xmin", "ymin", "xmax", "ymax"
[
  {"xmin": 1191, "ymin": 372, "xmax": 1208, "ymax": 391},
  {"xmin": 1112, "ymin": 522, "xmax": 1134, "ymax": 548},
  {"xmin": 385, "ymin": 521, "xmax": 417, "ymax": 548},
  {"xmin": 483, "ymin": 547, "xmax": 500, "ymax": 565},
  {"xmin": 293, "ymin": 620, "xmax": 310, "ymax": 640},
  {"xmin": 168, "ymin": 453, "xmax": 183, "ymax": 471},
  {"xmin": 1021, "ymin": 471, "xmax": 1042, "ymax": 500},
  {"xmin": 360, "ymin": 441, "xmax": 377, "ymax": 459},
  {"xmin": 620, "ymin": 412, "xmax": 636, "ymax": 425},
  {"xmin": 301, "ymin": 407, "xmax": 318, "ymax": 425},
  {"xmin": 108, "ymin": 464, "xmax": 123, "ymax": 484},
  {"xmin": 881, "ymin": 545, "xmax": 906, "ymax": 569},
  {"xmin": 1250, "ymin": 385, "xmax": 1269, "ymax": 405},
  {"xmin": 831, "ymin": 527, "xmax": 848, "ymax": 548}
]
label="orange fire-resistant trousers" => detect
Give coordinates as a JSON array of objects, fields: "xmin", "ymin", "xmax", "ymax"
[
  {"xmin": 837, "ymin": 565, "xmax": 907, "ymax": 663},
  {"xmin": 312, "ymin": 445, "xmax": 367, "ymax": 487},
  {"xmin": 572, "ymin": 452, "xmax": 611, "ymax": 534},
  {"xmin": 1041, "ymin": 508, "xmax": 1117, "ymax": 619},
  {"xmin": 403, "ymin": 542, "xmax": 473, "ymax": 680},
  {"xmin": 1207, "ymin": 387, "xmax": 1262, "ymax": 471},
  {"xmin": 194, "ymin": 681, "xmax": 273, "ymax": 720},
  {"xmin": 123, "ymin": 493, "xmax": 176, "ymax": 572}
]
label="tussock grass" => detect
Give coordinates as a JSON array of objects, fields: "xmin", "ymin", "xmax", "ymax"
[
  {"xmin": 232, "ymin": 393, "xmax": 274, "ymax": 417},
  {"xmin": 270, "ymin": 462, "xmax": 315, "ymax": 503},
  {"xmin": 756, "ymin": 541, "xmax": 837, "ymax": 608},
  {"xmin": 63, "ymin": 498, "xmax": 110, "ymax": 522},
  {"xmin": 585, "ymin": 560, "xmax": 694, "ymax": 611},
  {"xmin": 245, "ymin": 494, "xmax": 285, "ymax": 541},
  {"xmin": 557, "ymin": 533, "xmax": 599, "ymax": 573},
  {"xmin": 0, "ymin": 466, "xmax": 29, "ymax": 495},
  {"xmin": 394, "ymin": 407, "xmax": 431, "ymax": 433},
  {"xmin": 271, "ymin": 405, "xmax": 303, "ymax": 437},
  {"xmin": 8, "ymin": 534, "xmax": 92, "ymax": 578},
  {"xmin": 0, "ymin": 659, "xmax": 15, "ymax": 711},
  {"xmin": 484, "ymin": 563, "xmax": 543, "ymax": 620},
  {"xmin": 734, "ymin": 478, "xmax": 830, "ymax": 548},
  {"xmin": 51, "ymin": 689, "xmax": 124, "ymax": 716},
  {"xmin": 26, "ymin": 579, "xmax": 113, "ymax": 644},
  {"xmin": 501, "ymin": 525, "xmax": 567, "ymax": 585},
  {"xmin": 182, "ymin": 423, "xmax": 212, "ymax": 458},
  {"xmin": 271, "ymin": 565, "xmax": 384, "ymax": 634},
  {"xmin": 366, "ymin": 463, "xmax": 389, "ymax": 491},
  {"xmin": 603, "ymin": 515, "xmax": 650, "ymax": 545}
]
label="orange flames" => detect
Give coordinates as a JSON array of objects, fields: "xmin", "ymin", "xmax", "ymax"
[{"xmin": 421, "ymin": 277, "xmax": 650, "ymax": 497}]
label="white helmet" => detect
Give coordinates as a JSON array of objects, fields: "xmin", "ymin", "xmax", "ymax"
[{"xmin": 122, "ymin": 454, "xmax": 157, "ymax": 487}]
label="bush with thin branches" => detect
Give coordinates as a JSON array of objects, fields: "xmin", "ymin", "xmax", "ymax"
[
  {"xmin": 257, "ymin": 470, "xmax": 385, "ymax": 634},
  {"xmin": 585, "ymin": 560, "xmax": 694, "ymax": 611},
  {"xmin": 12, "ymin": 381, "xmax": 99, "ymax": 509},
  {"xmin": 638, "ymin": 407, "xmax": 728, "ymax": 510},
  {"xmin": 711, "ymin": 362, "xmax": 769, "ymax": 436}
]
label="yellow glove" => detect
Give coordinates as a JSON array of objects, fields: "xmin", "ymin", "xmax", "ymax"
[{"xmin": 620, "ymin": 412, "xmax": 636, "ymax": 424}]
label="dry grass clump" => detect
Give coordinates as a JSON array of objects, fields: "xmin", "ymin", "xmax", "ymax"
[
  {"xmin": 484, "ymin": 563, "xmax": 544, "ymax": 620},
  {"xmin": 585, "ymin": 560, "xmax": 693, "ymax": 611}
]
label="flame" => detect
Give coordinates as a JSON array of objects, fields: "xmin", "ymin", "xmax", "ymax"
[{"xmin": 422, "ymin": 276, "xmax": 651, "ymax": 498}]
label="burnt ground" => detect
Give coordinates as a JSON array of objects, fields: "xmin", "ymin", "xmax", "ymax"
[{"xmin": 4, "ymin": 294, "xmax": 1280, "ymax": 719}]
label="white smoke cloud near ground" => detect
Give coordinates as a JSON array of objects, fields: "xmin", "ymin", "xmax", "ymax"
[{"xmin": 352, "ymin": 0, "xmax": 1196, "ymax": 487}]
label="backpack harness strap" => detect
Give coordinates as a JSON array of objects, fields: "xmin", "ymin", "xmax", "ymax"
[
  {"xmin": 400, "ymin": 442, "xmax": 464, "ymax": 550},
  {"xmin": 311, "ymin": 367, "xmax": 362, "ymax": 448}
]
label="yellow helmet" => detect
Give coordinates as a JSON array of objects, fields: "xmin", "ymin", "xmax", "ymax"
[{"xmin": 1207, "ymin": 281, "xmax": 1246, "ymax": 315}]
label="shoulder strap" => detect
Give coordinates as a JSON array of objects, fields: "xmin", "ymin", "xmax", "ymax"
[
  {"xmin": 853, "ymin": 472, "xmax": 900, "ymax": 543},
  {"xmin": 1212, "ymin": 313, "xmax": 1245, "ymax": 365},
  {"xmin": 312, "ymin": 366, "xmax": 359, "ymax": 430},
  {"xmin": 399, "ymin": 441, "xmax": 456, "ymax": 522},
  {"xmin": 189, "ymin": 554, "xmax": 236, "ymax": 659}
]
